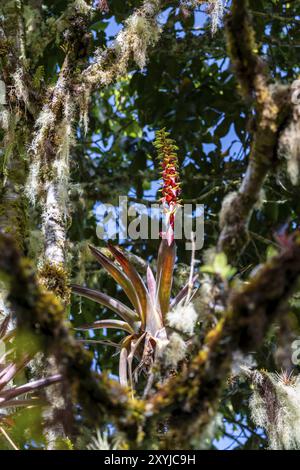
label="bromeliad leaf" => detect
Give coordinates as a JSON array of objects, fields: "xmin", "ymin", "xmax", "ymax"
[
  {"xmin": 0, "ymin": 315, "xmax": 63, "ymax": 414},
  {"xmin": 75, "ymin": 319, "xmax": 135, "ymax": 334},
  {"xmin": 71, "ymin": 284, "xmax": 139, "ymax": 326},
  {"xmin": 107, "ymin": 243, "xmax": 149, "ymax": 327},
  {"xmin": 119, "ymin": 335, "xmax": 135, "ymax": 388},
  {"xmin": 0, "ymin": 375, "xmax": 62, "ymax": 403},
  {"xmin": 156, "ymin": 239, "xmax": 176, "ymax": 318},
  {"xmin": 89, "ymin": 245, "xmax": 143, "ymax": 320},
  {"xmin": 0, "ymin": 356, "xmax": 31, "ymax": 392},
  {"xmin": 119, "ymin": 346, "xmax": 129, "ymax": 388},
  {"xmin": 146, "ymin": 266, "xmax": 157, "ymax": 308}
]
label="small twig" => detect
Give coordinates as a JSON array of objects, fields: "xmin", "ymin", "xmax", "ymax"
[
  {"xmin": 77, "ymin": 339, "xmax": 121, "ymax": 348},
  {"xmin": 251, "ymin": 10, "xmax": 300, "ymax": 23}
]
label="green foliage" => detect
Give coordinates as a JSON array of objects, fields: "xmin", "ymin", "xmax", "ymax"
[{"xmin": 201, "ymin": 252, "xmax": 237, "ymax": 280}]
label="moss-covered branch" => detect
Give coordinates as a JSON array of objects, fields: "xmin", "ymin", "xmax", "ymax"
[
  {"xmin": 225, "ymin": 0, "xmax": 266, "ymax": 100},
  {"xmin": 25, "ymin": 11, "xmax": 94, "ymax": 303},
  {"xmin": 0, "ymin": 233, "xmax": 141, "ymax": 445},
  {"xmin": 0, "ymin": 16, "xmax": 35, "ymax": 318},
  {"xmin": 142, "ymin": 235, "xmax": 300, "ymax": 448},
  {"xmin": 217, "ymin": 0, "xmax": 292, "ymax": 259}
]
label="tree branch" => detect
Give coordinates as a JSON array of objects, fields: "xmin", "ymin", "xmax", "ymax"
[
  {"xmin": 143, "ymin": 234, "xmax": 300, "ymax": 448},
  {"xmin": 0, "ymin": 234, "xmax": 139, "ymax": 444},
  {"xmin": 217, "ymin": 0, "xmax": 292, "ymax": 259},
  {"xmin": 80, "ymin": 0, "xmax": 167, "ymax": 92}
]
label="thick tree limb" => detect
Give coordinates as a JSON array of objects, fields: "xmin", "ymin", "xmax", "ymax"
[
  {"xmin": 143, "ymin": 235, "xmax": 300, "ymax": 448},
  {"xmin": 0, "ymin": 234, "xmax": 140, "ymax": 443},
  {"xmin": 0, "ymin": 20, "xmax": 32, "ymax": 251},
  {"xmin": 0, "ymin": 17, "xmax": 34, "ymax": 321}
]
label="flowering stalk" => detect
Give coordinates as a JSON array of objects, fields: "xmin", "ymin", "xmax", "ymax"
[{"xmin": 154, "ymin": 128, "xmax": 181, "ymax": 245}]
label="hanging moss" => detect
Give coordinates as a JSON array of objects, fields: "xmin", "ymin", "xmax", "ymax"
[
  {"xmin": 81, "ymin": 0, "xmax": 163, "ymax": 90},
  {"xmin": 248, "ymin": 369, "xmax": 300, "ymax": 449}
]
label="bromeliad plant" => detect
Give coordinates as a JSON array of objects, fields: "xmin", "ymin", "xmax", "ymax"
[{"xmin": 72, "ymin": 130, "xmax": 198, "ymax": 389}]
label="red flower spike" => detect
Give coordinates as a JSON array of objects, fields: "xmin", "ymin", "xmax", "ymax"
[{"xmin": 154, "ymin": 129, "xmax": 181, "ymax": 244}]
